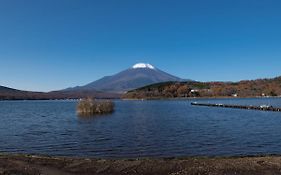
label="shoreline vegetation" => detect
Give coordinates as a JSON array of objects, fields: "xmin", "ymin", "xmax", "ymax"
[{"xmin": 2, "ymin": 154, "xmax": 281, "ymax": 175}]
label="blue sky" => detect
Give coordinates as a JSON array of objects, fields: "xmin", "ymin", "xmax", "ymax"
[{"xmin": 1, "ymin": 0, "xmax": 281, "ymax": 92}]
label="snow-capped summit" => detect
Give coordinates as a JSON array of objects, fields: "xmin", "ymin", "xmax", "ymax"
[{"xmin": 132, "ymin": 63, "xmax": 155, "ymax": 69}]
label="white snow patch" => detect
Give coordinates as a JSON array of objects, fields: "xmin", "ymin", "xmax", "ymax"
[{"xmin": 132, "ymin": 63, "xmax": 155, "ymax": 69}]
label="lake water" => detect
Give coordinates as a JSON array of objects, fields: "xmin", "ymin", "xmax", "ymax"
[{"xmin": 1, "ymin": 98, "xmax": 281, "ymax": 158}]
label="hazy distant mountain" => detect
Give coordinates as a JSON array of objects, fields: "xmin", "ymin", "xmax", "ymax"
[
  {"xmin": 67, "ymin": 63, "xmax": 185, "ymax": 93},
  {"xmin": 0, "ymin": 85, "xmax": 40, "ymax": 100},
  {"xmin": 0, "ymin": 85, "xmax": 119, "ymax": 100},
  {"xmin": 0, "ymin": 86, "xmax": 20, "ymax": 93}
]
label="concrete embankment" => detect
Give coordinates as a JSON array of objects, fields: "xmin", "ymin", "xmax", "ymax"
[
  {"xmin": 2, "ymin": 154, "xmax": 281, "ymax": 175},
  {"xmin": 191, "ymin": 102, "xmax": 281, "ymax": 112}
]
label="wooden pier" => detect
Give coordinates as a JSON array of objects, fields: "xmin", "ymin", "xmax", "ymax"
[{"xmin": 191, "ymin": 102, "xmax": 281, "ymax": 112}]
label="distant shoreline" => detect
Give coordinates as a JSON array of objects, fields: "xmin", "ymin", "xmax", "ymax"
[
  {"xmin": 122, "ymin": 96, "xmax": 281, "ymax": 101},
  {"xmin": 1, "ymin": 96, "xmax": 281, "ymax": 101},
  {"xmin": 2, "ymin": 153, "xmax": 281, "ymax": 175}
]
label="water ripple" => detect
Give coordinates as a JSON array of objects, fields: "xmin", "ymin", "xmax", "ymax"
[{"xmin": 1, "ymin": 99, "xmax": 281, "ymax": 158}]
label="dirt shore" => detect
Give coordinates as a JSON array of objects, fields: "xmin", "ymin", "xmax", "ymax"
[{"xmin": 1, "ymin": 154, "xmax": 281, "ymax": 175}]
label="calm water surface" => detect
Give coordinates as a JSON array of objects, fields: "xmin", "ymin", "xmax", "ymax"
[{"xmin": 1, "ymin": 98, "xmax": 281, "ymax": 158}]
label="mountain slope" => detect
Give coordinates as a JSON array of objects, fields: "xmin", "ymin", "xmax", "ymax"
[{"xmin": 69, "ymin": 63, "xmax": 184, "ymax": 93}]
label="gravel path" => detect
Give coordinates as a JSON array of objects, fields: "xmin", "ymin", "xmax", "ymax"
[{"xmin": 1, "ymin": 154, "xmax": 281, "ymax": 175}]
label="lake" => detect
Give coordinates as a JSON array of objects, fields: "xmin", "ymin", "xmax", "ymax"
[{"xmin": 1, "ymin": 98, "xmax": 281, "ymax": 158}]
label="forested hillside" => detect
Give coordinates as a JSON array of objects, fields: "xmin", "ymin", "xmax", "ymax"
[{"xmin": 123, "ymin": 77, "xmax": 281, "ymax": 99}]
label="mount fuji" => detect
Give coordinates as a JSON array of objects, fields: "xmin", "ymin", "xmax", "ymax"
[{"xmin": 66, "ymin": 63, "xmax": 184, "ymax": 93}]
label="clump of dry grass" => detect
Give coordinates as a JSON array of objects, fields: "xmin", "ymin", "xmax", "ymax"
[{"xmin": 77, "ymin": 98, "xmax": 114, "ymax": 116}]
